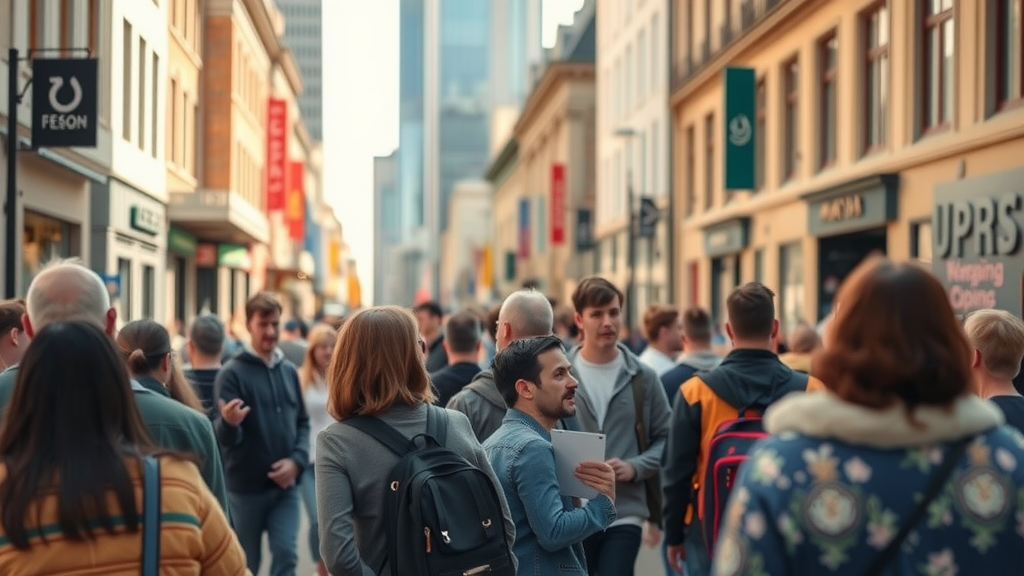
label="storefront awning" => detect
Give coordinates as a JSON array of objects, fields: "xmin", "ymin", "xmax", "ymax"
[{"xmin": 167, "ymin": 189, "xmax": 270, "ymax": 245}]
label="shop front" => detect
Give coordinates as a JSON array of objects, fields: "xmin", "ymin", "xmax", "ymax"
[
  {"xmin": 804, "ymin": 174, "xmax": 899, "ymax": 321},
  {"xmin": 932, "ymin": 167, "xmax": 1024, "ymax": 317},
  {"xmin": 166, "ymin": 227, "xmax": 197, "ymax": 328},
  {"xmin": 704, "ymin": 217, "xmax": 750, "ymax": 325},
  {"xmin": 90, "ymin": 179, "xmax": 167, "ymax": 324}
]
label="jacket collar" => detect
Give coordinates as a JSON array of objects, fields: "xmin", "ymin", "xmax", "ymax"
[
  {"xmin": 133, "ymin": 375, "xmax": 171, "ymax": 398},
  {"xmin": 503, "ymin": 408, "xmax": 550, "ymax": 440},
  {"xmin": 765, "ymin": 391, "xmax": 1004, "ymax": 448}
]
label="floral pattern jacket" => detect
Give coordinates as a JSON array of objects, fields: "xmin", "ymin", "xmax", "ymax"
[{"xmin": 711, "ymin": 392, "xmax": 1024, "ymax": 576}]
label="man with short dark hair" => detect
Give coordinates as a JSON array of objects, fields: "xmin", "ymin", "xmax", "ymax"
[
  {"xmin": 660, "ymin": 307, "xmax": 723, "ymax": 403},
  {"xmin": 662, "ymin": 282, "xmax": 823, "ymax": 576},
  {"xmin": 484, "ymin": 335, "xmax": 617, "ymax": 574},
  {"xmin": 414, "ymin": 300, "xmax": 448, "ymax": 371},
  {"xmin": 430, "ymin": 309, "xmax": 483, "ymax": 406},
  {"xmin": 215, "ymin": 291, "xmax": 310, "ymax": 576},
  {"xmin": 639, "ymin": 304, "xmax": 683, "ymax": 376},
  {"xmin": 566, "ymin": 276, "xmax": 672, "ymax": 576},
  {"xmin": 184, "ymin": 314, "xmax": 225, "ymax": 421}
]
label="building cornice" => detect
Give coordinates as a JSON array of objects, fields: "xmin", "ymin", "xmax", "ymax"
[
  {"xmin": 514, "ymin": 62, "xmax": 594, "ymax": 139},
  {"xmin": 277, "ymin": 48, "xmax": 304, "ymax": 96},
  {"xmin": 241, "ymin": 0, "xmax": 282, "ymax": 59},
  {"xmin": 485, "ymin": 139, "xmax": 519, "ymax": 183}
]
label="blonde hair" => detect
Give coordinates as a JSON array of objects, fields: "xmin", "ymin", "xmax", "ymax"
[
  {"xmin": 964, "ymin": 309, "xmax": 1024, "ymax": 380},
  {"xmin": 299, "ymin": 323, "xmax": 338, "ymax": 391},
  {"xmin": 327, "ymin": 306, "xmax": 434, "ymax": 419}
]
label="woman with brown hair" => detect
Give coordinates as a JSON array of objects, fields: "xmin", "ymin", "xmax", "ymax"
[
  {"xmin": 711, "ymin": 257, "xmax": 1024, "ymax": 576},
  {"xmin": 0, "ymin": 321, "xmax": 248, "ymax": 574},
  {"xmin": 298, "ymin": 322, "xmax": 337, "ymax": 576},
  {"xmin": 315, "ymin": 305, "xmax": 515, "ymax": 576},
  {"xmin": 118, "ymin": 318, "xmax": 204, "ymax": 412}
]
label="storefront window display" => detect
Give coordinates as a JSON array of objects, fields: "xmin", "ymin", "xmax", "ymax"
[
  {"xmin": 22, "ymin": 211, "xmax": 73, "ymax": 296},
  {"xmin": 779, "ymin": 241, "xmax": 806, "ymax": 335}
]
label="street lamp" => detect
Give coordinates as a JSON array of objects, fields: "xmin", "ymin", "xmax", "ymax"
[{"xmin": 614, "ymin": 127, "xmax": 638, "ymax": 334}]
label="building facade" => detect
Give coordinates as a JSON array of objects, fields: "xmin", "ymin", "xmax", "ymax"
[
  {"xmin": 489, "ymin": 2, "xmax": 597, "ymax": 306},
  {"xmin": 439, "ymin": 180, "xmax": 492, "ymax": 309},
  {"xmin": 670, "ymin": 0, "xmax": 1024, "ymax": 330},
  {"xmin": 277, "ymin": 0, "xmax": 323, "ymax": 141},
  {"xmin": 595, "ymin": 0, "xmax": 671, "ymax": 328},
  {"xmin": 373, "ymin": 150, "xmax": 399, "ymax": 306}
]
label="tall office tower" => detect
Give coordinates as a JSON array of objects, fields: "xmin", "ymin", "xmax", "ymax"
[{"xmin": 277, "ymin": 0, "xmax": 324, "ymax": 140}]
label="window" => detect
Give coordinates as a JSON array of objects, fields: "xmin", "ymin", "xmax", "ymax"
[
  {"xmin": 755, "ymin": 78, "xmax": 766, "ymax": 191},
  {"xmin": 685, "ymin": 125, "xmax": 696, "ymax": 216},
  {"xmin": 996, "ymin": 0, "xmax": 1023, "ymax": 109},
  {"xmin": 89, "ymin": 0, "xmax": 100, "ymax": 56},
  {"xmin": 863, "ymin": 3, "xmax": 890, "ymax": 153},
  {"xmin": 192, "ymin": 102, "xmax": 199, "ymax": 175},
  {"xmin": 651, "ymin": 120, "xmax": 659, "ymax": 195},
  {"xmin": 60, "ymin": 0, "xmax": 73, "ymax": 55},
  {"xmin": 625, "ymin": 45, "xmax": 633, "ymax": 111},
  {"xmin": 169, "ymin": 79, "xmax": 178, "ymax": 165},
  {"xmin": 122, "ymin": 20, "xmax": 133, "ymax": 141},
  {"xmin": 152, "ymin": 53, "xmax": 159, "ymax": 158},
  {"xmin": 922, "ymin": 0, "xmax": 954, "ymax": 133},
  {"xmin": 779, "ymin": 242, "xmax": 805, "ymax": 335},
  {"xmin": 754, "ymin": 249, "xmax": 764, "ymax": 283},
  {"xmin": 119, "ymin": 258, "xmax": 133, "ymax": 322},
  {"xmin": 138, "ymin": 37, "xmax": 147, "ymax": 150},
  {"xmin": 910, "ymin": 221, "xmax": 933, "ymax": 265},
  {"xmin": 142, "ymin": 265, "xmax": 155, "ymax": 320},
  {"xmin": 819, "ymin": 33, "xmax": 838, "ymax": 169},
  {"xmin": 651, "ymin": 13, "xmax": 660, "ymax": 92},
  {"xmin": 704, "ymin": 112, "xmax": 714, "ymax": 210},
  {"xmin": 638, "ymin": 30, "xmax": 647, "ymax": 102},
  {"xmin": 29, "ymin": 2, "xmax": 44, "ymax": 50},
  {"xmin": 782, "ymin": 57, "xmax": 799, "ymax": 182}
]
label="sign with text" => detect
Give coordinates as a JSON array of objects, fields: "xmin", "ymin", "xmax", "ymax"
[
  {"xmin": 723, "ymin": 67, "xmax": 756, "ymax": 190},
  {"xmin": 804, "ymin": 174, "xmax": 898, "ymax": 237},
  {"xmin": 638, "ymin": 197, "xmax": 659, "ymax": 238},
  {"xmin": 31, "ymin": 58, "xmax": 98, "ymax": 147},
  {"xmin": 286, "ymin": 161, "xmax": 305, "ymax": 241},
  {"xmin": 575, "ymin": 209, "xmax": 594, "ymax": 251},
  {"xmin": 933, "ymin": 167, "xmax": 1024, "ymax": 316},
  {"xmin": 550, "ymin": 164, "xmax": 566, "ymax": 244},
  {"xmin": 265, "ymin": 98, "xmax": 288, "ymax": 211}
]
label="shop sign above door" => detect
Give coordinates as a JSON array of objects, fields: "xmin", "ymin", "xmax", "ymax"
[{"xmin": 31, "ymin": 58, "xmax": 99, "ymax": 148}]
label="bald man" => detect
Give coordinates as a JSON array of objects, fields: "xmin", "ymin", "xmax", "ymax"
[
  {"xmin": 447, "ymin": 289, "xmax": 557, "ymax": 441},
  {"xmin": 0, "ymin": 259, "xmax": 229, "ymax": 513}
]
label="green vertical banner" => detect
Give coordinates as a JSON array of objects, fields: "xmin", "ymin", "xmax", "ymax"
[{"xmin": 723, "ymin": 67, "xmax": 756, "ymax": 190}]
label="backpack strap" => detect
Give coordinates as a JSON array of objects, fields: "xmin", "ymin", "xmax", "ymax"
[
  {"xmin": 342, "ymin": 415, "xmax": 412, "ymax": 456},
  {"xmin": 630, "ymin": 370, "xmax": 663, "ymax": 526},
  {"xmin": 425, "ymin": 404, "xmax": 449, "ymax": 447}
]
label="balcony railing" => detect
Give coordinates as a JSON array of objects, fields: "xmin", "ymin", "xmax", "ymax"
[{"xmin": 672, "ymin": 0, "xmax": 790, "ymax": 91}]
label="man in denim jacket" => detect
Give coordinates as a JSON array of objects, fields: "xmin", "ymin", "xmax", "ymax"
[{"xmin": 484, "ymin": 336, "xmax": 617, "ymax": 575}]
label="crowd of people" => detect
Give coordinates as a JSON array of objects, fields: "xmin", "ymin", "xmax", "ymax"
[{"xmin": 0, "ymin": 255, "xmax": 1023, "ymax": 576}]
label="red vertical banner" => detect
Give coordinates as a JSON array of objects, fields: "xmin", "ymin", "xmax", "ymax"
[
  {"xmin": 286, "ymin": 161, "xmax": 305, "ymax": 241},
  {"xmin": 265, "ymin": 98, "xmax": 288, "ymax": 211},
  {"xmin": 550, "ymin": 163, "xmax": 566, "ymax": 244}
]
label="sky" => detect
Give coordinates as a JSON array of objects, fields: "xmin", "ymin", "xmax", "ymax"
[{"xmin": 321, "ymin": 0, "xmax": 585, "ymax": 305}]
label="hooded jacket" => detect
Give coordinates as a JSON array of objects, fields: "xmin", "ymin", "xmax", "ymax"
[
  {"xmin": 661, "ymin": 348, "xmax": 824, "ymax": 546},
  {"xmin": 446, "ymin": 369, "xmax": 507, "ymax": 442},
  {"xmin": 214, "ymin": 346, "xmax": 310, "ymax": 494}
]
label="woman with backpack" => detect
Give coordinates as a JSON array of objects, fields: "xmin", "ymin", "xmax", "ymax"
[
  {"xmin": 316, "ymin": 305, "xmax": 516, "ymax": 576},
  {"xmin": 711, "ymin": 256, "xmax": 1024, "ymax": 576}
]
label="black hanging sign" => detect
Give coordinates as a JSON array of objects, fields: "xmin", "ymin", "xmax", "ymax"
[{"xmin": 31, "ymin": 58, "xmax": 99, "ymax": 147}]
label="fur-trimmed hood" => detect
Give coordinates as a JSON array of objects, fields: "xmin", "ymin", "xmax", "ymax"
[{"xmin": 764, "ymin": 391, "xmax": 1005, "ymax": 448}]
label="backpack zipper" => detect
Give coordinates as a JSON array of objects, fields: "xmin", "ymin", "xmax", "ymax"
[{"xmin": 424, "ymin": 526, "xmax": 432, "ymax": 553}]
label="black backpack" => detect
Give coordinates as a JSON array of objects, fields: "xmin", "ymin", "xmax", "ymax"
[{"xmin": 342, "ymin": 406, "xmax": 515, "ymax": 576}]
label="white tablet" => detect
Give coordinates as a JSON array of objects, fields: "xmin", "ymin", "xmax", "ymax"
[{"xmin": 550, "ymin": 429, "xmax": 607, "ymax": 500}]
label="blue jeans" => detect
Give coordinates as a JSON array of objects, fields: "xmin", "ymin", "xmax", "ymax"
[
  {"xmin": 228, "ymin": 486, "xmax": 300, "ymax": 576},
  {"xmin": 583, "ymin": 524, "xmax": 643, "ymax": 576},
  {"xmin": 685, "ymin": 523, "xmax": 710, "ymax": 576},
  {"xmin": 661, "ymin": 537, "xmax": 687, "ymax": 576},
  {"xmin": 299, "ymin": 464, "xmax": 320, "ymax": 563}
]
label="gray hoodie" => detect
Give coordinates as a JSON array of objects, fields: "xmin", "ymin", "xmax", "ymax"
[{"xmin": 446, "ymin": 369, "xmax": 507, "ymax": 442}]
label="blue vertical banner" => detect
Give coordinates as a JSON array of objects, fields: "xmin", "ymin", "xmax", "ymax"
[
  {"xmin": 723, "ymin": 67, "xmax": 757, "ymax": 190},
  {"xmin": 518, "ymin": 198, "xmax": 531, "ymax": 259}
]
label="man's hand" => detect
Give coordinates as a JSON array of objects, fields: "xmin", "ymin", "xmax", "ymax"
[
  {"xmin": 666, "ymin": 543, "xmax": 686, "ymax": 575},
  {"xmin": 268, "ymin": 458, "xmax": 300, "ymax": 490},
  {"xmin": 643, "ymin": 521, "xmax": 662, "ymax": 548},
  {"xmin": 218, "ymin": 398, "xmax": 250, "ymax": 426},
  {"xmin": 606, "ymin": 457, "xmax": 637, "ymax": 482},
  {"xmin": 575, "ymin": 461, "xmax": 616, "ymax": 501}
]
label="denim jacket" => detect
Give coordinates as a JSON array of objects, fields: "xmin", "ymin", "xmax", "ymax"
[{"xmin": 483, "ymin": 409, "xmax": 616, "ymax": 576}]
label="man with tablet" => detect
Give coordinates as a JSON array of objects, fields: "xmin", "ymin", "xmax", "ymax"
[{"xmin": 484, "ymin": 336, "xmax": 617, "ymax": 575}]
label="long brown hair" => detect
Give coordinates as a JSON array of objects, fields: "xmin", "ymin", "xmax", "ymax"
[
  {"xmin": 327, "ymin": 306, "xmax": 434, "ymax": 419},
  {"xmin": 0, "ymin": 322, "xmax": 154, "ymax": 549},
  {"xmin": 299, "ymin": 323, "xmax": 337, "ymax": 391},
  {"xmin": 813, "ymin": 256, "xmax": 972, "ymax": 413},
  {"xmin": 117, "ymin": 319, "xmax": 203, "ymax": 412}
]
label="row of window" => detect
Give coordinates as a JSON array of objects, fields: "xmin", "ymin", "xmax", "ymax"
[
  {"xmin": 166, "ymin": 79, "xmax": 198, "ymax": 178},
  {"xmin": 169, "ymin": 0, "xmax": 201, "ymax": 53},
  {"xmin": 234, "ymin": 142, "xmax": 263, "ymax": 211},
  {"xmin": 235, "ymin": 41, "xmax": 269, "ymax": 124},
  {"xmin": 122, "ymin": 20, "xmax": 160, "ymax": 159},
  {"xmin": 603, "ymin": 11, "xmax": 663, "ymax": 127},
  {"xmin": 681, "ymin": 0, "xmax": 1023, "ymax": 217}
]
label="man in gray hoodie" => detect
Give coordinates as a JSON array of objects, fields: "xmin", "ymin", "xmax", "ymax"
[
  {"xmin": 660, "ymin": 307, "xmax": 723, "ymax": 404},
  {"xmin": 446, "ymin": 289, "xmax": 553, "ymax": 442}
]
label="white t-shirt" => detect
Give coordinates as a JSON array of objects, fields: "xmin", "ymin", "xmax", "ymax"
[
  {"xmin": 304, "ymin": 375, "xmax": 331, "ymax": 462},
  {"xmin": 574, "ymin": 350, "xmax": 624, "ymax": 430},
  {"xmin": 638, "ymin": 347, "xmax": 676, "ymax": 376}
]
